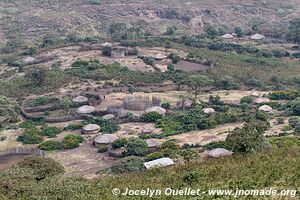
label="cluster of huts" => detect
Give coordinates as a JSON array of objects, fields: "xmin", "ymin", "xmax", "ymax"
[{"xmin": 222, "ymin": 33, "xmax": 266, "ymax": 41}]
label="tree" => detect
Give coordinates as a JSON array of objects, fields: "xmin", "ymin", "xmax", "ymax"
[
  {"xmin": 38, "ymin": 140, "xmax": 63, "ymax": 151},
  {"xmin": 204, "ymin": 24, "xmax": 219, "ymax": 39},
  {"xmin": 62, "ymin": 135, "xmax": 84, "ymax": 149},
  {"xmin": 142, "ymin": 111, "xmax": 162, "ymax": 122},
  {"xmin": 186, "ymin": 75, "xmax": 214, "ymax": 98},
  {"xmin": 226, "ymin": 123, "xmax": 269, "ymax": 153},
  {"xmin": 289, "ymin": 98, "xmax": 300, "ymax": 116},
  {"xmin": 112, "ymin": 138, "xmax": 127, "ymax": 149},
  {"xmin": 59, "ymin": 96, "xmax": 73, "ymax": 115},
  {"xmin": 234, "ymin": 27, "xmax": 243, "ymax": 38},
  {"xmin": 286, "ymin": 18, "xmax": 300, "ymax": 44},
  {"xmin": 17, "ymin": 128, "xmax": 43, "ymax": 144},
  {"xmin": 125, "ymin": 138, "xmax": 148, "ymax": 156}
]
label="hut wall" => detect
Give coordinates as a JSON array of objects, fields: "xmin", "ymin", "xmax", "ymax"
[
  {"xmin": 0, "ymin": 147, "xmax": 45, "ymax": 157},
  {"xmin": 111, "ymin": 50, "xmax": 125, "ymax": 58},
  {"xmin": 123, "ymin": 96, "xmax": 161, "ymax": 111}
]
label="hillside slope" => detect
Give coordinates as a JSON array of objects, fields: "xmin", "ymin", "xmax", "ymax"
[{"xmin": 0, "ymin": 0, "xmax": 299, "ymax": 43}]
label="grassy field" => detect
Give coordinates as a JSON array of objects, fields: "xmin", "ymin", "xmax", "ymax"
[{"xmin": 1, "ymin": 147, "xmax": 300, "ymax": 199}]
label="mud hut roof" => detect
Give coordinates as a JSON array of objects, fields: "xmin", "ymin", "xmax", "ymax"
[
  {"xmin": 154, "ymin": 53, "xmax": 167, "ymax": 60},
  {"xmin": 102, "ymin": 42, "xmax": 112, "ymax": 47},
  {"xmin": 73, "ymin": 96, "xmax": 89, "ymax": 103},
  {"xmin": 143, "ymin": 157, "xmax": 174, "ymax": 169},
  {"xmin": 250, "ymin": 33, "xmax": 265, "ymax": 40},
  {"xmin": 76, "ymin": 105, "xmax": 96, "ymax": 114},
  {"xmin": 102, "ymin": 114, "xmax": 115, "ymax": 120},
  {"xmin": 258, "ymin": 105, "xmax": 273, "ymax": 112},
  {"xmin": 222, "ymin": 33, "xmax": 234, "ymax": 39},
  {"xmin": 82, "ymin": 124, "xmax": 100, "ymax": 132},
  {"xmin": 254, "ymin": 97, "xmax": 270, "ymax": 104},
  {"xmin": 145, "ymin": 139, "xmax": 161, "ymax": 148},
  {"xmin": 22, "ymin": 56, "xmax": 37, "ymax": 64},
  {"xmin": 94, "ymin": 134, "xmax": 118, "ymax": 144},
  {"xmin": 202, "ymin": 108, "xmax": 215, "ymax": 114},
  {"xmin": 145, "ymin": 106, "xmax": 166, "ymax": 115},
  {"xmin": 207, "ymin": 148, "xmax": 233, "ymax": 158}
]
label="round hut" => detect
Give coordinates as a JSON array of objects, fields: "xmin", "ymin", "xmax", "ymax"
[
  {"xmin": 207, "ymin": 148, "xmax": 233, "ymax": 158},
  {"xmin": 73, "ymin": 96, "xmax": 89, "ymax": 104},
  {"xmin": 145, "ymin": 139, "xmax": 161, "ymax": 148},
  {"xmin": 202, "ymin": 108, "xmax": 215, "ymax": 114},
  {"xmin": 258, "ymin": 105, "xmax": 273, "ymax": 112},
  {"xmin": 145, "ymin": 106, "xmax": 166, "ymax": 116},
  {"xmin": 250, "ymin": 33, "xmax": 265, "ymax": 40},
  {"xmin": 82, "ymin": 124, "xmax": 100, "ymax": 134},
  {"xmin": 76, "ymin": 105, "xmax": 96, "ymax": 114},
  {"xmin": 93, "ymin": 134, "xmax": 119, "ymax": 147}
]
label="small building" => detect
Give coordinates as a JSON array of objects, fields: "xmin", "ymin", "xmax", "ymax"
[
  {"xmin": 111, "ymin": 49, "xmax": 125, "ymax": 58},
  {"xmin": 154, "ymin": 53, "xmax": 167, "ymax": 60},
  {"xmin": 202, "ymin": 108, "xmax": 215, "ymax": 114},
  {"xmin": 141, "ymin": 128, "xmax": 155, "ymax": 135},
  {"xmin": 222, "ymin": 33, "xmax": 234, "ymax": 39},
  {"xmin": 108, "ymin": 147, "xmax": 125, "ymax": 158},
  {"xmin": 76, "ymin": 105, "xmax": 96, "ymax": 114},
  {"xmin": 143, "ymin": 157, "xmax": 174, "ymax": 169},
  {"xmin": 145, "ymin": 106, "xmax": 166, "ymax": 116},
  {"xmin": 93, "ymin": 134, "xmax": 119, "ymax": 147},
  {"xmin": 101, "ymin": 42, "xmax": 113, "ymax": 47},
  {"xmin": 102, "ymin": 114, "xmax": 115, "ymax": 120},
  {"xmin": 145, "ymin": 139, "xmax": 161, "ymax": 148},
  {"xmin": 207, "ymin": 148, "xmax": 233, "ymax": 158},
  {"xmin": 258, "ymin": 105, "xmax": 273, "ymax": 112},
  {"xmin": 250, "ymin": 33, "xmax": 265, "ymax": 40},
  {"xmin": 73, "ymin": 96, "xmax": 89, "ymax": 104},
  {"xmin": 82, "ymin": 124, "xmax": 100, "ymax": 134},
  {"xmin": 254, "ymin": 97, "xmax": 270, "ymax": 104}
]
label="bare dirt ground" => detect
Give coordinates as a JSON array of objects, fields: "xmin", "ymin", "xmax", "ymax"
[
  {"xmin": 174, "ymin": 60, "xmax": 210, "ymax": 72},
  {"xmin": 48, "ymin": 142, "xmax": 115, "ymax": 179},
  {"xmin": 0, "ymin": 129, "xmax": 24, "ymax": 151},
  {"xmin": 116, "ymin": 122, "xmax": 162, "ymax": 138},
  {"xmin": 158, "ymin": 122, "xmax": 244, "ymax": 146},
  {"xmin": 0, "ymin": 154, "xmax": 28, "ymax": 171}
]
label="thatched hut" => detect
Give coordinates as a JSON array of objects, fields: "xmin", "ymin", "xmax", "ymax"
[
  {"xmin": 202, "ymin": 108, "xmax": 215, "ymax": 114},
  {"xmin": 108, "ymin": 147, "xmax": 125, "ymax": 158},
  {"xmin": 82, "ymin": 124, "xmax": 100, "ymax": 134},
  {"xmin": 145, "ymin": 106, "xmax": 166, "ymax": 116},
  {"xmin": 22, "ymin": 56, "xmax": 37, "ymax": 65},
  {"xmin": 154, "ymin": 53, "xmax": 167, "ymax": 60},
  {"xmin": 72, "ymin": 96, "xmax": 89, "ymax": 104},
  {"xmin": 76, "ymin": 105, "xmax": 96, "ymax": 114},
  {"xmin": 111, "ymin": 49, "xmax": 125, "ymax": 58},
  {"xmin": 123, "ymin": 96, "xmax": 161, "ymax": 111},
  {"xmin": 222, "ymin": 33, "xmax": 234, "ymax": 39},
  {"xmin": 102, "ymin": 114, "xmax": 115, "ymax": 120},
  {"xmin": 250, "ymin": 33, "xmax": 265, "ymax": 40},
  {"xmin": 206, "ymin": 148, "xmax": 233, "ymax": 158},
  {"xmin": 93, "ymin": 134, "xmax": 118, "ymax": 147},
  {"xmin": 258, "ymin": 105, "xmax": 273, "ymax": 112},
  {"xmin": 254, "ymin": 97, "xmax": 270, "ymax": 104},
  {"xmin": 143, "ymin": 157, "xmax": 174, "ymax": 169},
  {"xmin": 145, "ymin": 139, "xmax": 161, "ymax": 148}
]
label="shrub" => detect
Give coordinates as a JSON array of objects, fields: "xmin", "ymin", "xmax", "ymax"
[
  {"xmin": 17, "ymin": 128, "xmax": 43, "ymax": 144},
  {"xmin": 125, "ymin": 138, "xmax": 148, "ymax": 156},
  {"xmin": 161, "ymin": 102, "xmax": 171, "ymax": 109},
  {"xmin": 270, "ymin": 137, "xmax": 300, "ymax": 148},
  {"xmin": 62, "ymin": 135, "xmax": 84, "ymax": 149},
  {"xmin": 38, "ymin": 140, "xmax": 63, "ymax": 151},
  {"xmin": 180, "ymin": 148, "xmax": 198, "ymax": 162},
  {"xmin": 63, "ymin": 122, "xmax": 85, "ymax": 131},
  {"xmin": 91, "ymin": 118, "xmax": 119, "ymax": 133},
  {"xmin": 98, "ymin": 147, "xmax": 108, "ymax": 153},
  {"xmin": 169, "ymin": 53, "xmax": 181, "ymax": 64},
  {"xmin": 142, "ymin": 112, "xmax": 162, "ymax": 122},
  {"xmin": 40, "ymin": 126, "xmax": 62, "ymax": 138},
  {"xmin": 255, "ymin": 111, "xmax": 268, "ymax": 121},
  {"xmin": 16, "ymin": 156, "xmax": 64, "ymax": 181},
  {"xmin": 112, "ymin": 138, "xmax": 127, "ymax": 149},
  {"xmin": 240, "ymin": 96, "xmax": 252, "ymax": 104},
  {"xmin": 289, "ymin": 116, "xmax": 300, "ymax": 127},
  {"xmin": 144, "ymin": 152, "xmax": 164, "ymax": 161},
  {"xmin": 111, "ymin": 156, "xmax": 144, "ymax": 174}
]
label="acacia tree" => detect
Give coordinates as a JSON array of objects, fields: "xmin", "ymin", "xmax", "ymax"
[
  {"xmin": 286, "ymin": 18, "xmax": 300, "ymax": 44},
  {"xmin": 186, "ymin": 75, "xmax": 214, "ymax": 98}
]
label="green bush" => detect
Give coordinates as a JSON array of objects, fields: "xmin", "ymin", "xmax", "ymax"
[
  {"xmin": 98, "ymin": 146, "xmax": 108, "ymax": 153},
  {"xmin": 16, "ymin": 156, "xmax": 64, "ymax": 181},
  {"xmin": 112, "ymin": 138, "xmax": 127, "ymax": 149},
  {"xmin": 144, "ymin": 152, "xmax": 164, "ymax": 161},
  {"xmin": 63, "ymin": 122, "xmax": 85, "ymax": 131},
  {"xmin": 161, "ymin": 102, "xmax": 171, "ymax": 109},
  {"xmin": 142, "ymin": 112, "xmax": 162, "ymax": 122},
  {"xmin": 240, "ymin": 96, "xmax": 252, "ymax": 104},
  {"xmin": 91, "ymin": 118, "xmax": 119, "ymax": 133},
  {"xmin": 125, "ymin": 138, "xmax": 148, "ymax": 156},
  {"xmin": 269, "ymin": 137, "xmax": 300, "ymax": 148},
  {"xmin": 62, "ymin": 135, "xmax": 84, "ymax": 149},
  {"xmin": 111, "ymin": 156, "xmax": 144, "ymax": 174},
  {"xmin": 17, "ymin": 128, "xmax": 43, "ymax": 144},
  {"xmin": 38, "ymin": 140, "xmax": 63, "ymax": 151},
  {"xmin": 40, "ymin": 126, "xmax": 62, "ymax": 138},
  {"xmin": 277, "ymin": 117, "xmax": 285, "ymax": 124}
]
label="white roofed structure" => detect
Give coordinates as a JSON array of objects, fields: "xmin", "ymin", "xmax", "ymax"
[
  {"xmin": 145, "ymin": 106, "xmax": 166, "ymax": 116},
  {"xmin": 144, "ymin": 157, "xmax": 174, "ymax": 169},
  {"xmin": 258, "ymin": 105, "xmax": 273, "ymax": 112},
  {"xmin": 207, "ymin": 148, "xmax": 233, "ymax": 158},
  {"xmin": 250, "ymin": 33, "xmax": 265, "ymax": 40},
  {"xmin": 76, "ymin": 105, "xmax": 96, "ymax": 114},
  {"xmin": 73, "ymin": 96, "xmax": 89, "ymax": 104},
  {"xmin": 222, "ymin": 33, "xmax": 234, "ymax": 39}
]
